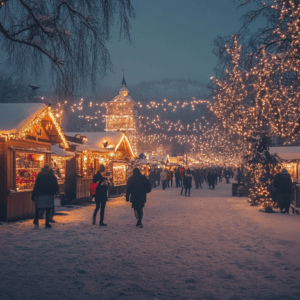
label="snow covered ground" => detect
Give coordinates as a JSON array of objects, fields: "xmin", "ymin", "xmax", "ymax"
[{"xmin": 1, "ymin": 181, "xmax": 300, "ymax": 300}]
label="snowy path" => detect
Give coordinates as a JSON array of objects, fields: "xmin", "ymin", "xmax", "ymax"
[{"xmin": 1, "ymin": 182, "xmax": 300, "ymax": 300}]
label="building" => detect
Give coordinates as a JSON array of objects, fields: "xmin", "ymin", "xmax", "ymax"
[
  {"xmin": 104, "ymin": 76, "xmax": 139, "ymax": 155},
  {"xmin": 0, "ymin": 103, "xmax": 69, "ymax": 221}
]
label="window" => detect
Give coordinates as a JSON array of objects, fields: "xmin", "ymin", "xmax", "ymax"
[{"xmin": 15, "ymin": 152, "xmax": 45, "ymax": 190}]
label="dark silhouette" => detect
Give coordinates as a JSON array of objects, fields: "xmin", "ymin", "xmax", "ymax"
[
  {"xmin": 93, "ymin": 165, "xmax": 109, "ymax": 226},
  {"xmin": 126, "ymin": 168, "xmax": 152, "ymax": 228},
  {"xmin": 32, "ymin": 164, "xmax": 59, "ymax": 228}
]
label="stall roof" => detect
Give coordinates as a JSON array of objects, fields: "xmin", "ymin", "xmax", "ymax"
[
  {"xmin": 0, "ymin": 103, "xmax": 47, "ymax": 133},
  {"xmin": 270, "ymin": 146, "xmax": 300, "ymax": 161},
  {"xmin": 65, "ymin": 132, "xmax": 134, "ymax": 156},
  {"xmin": 51, "ymin": 145, "xmax": 74, "ymax": 157}
]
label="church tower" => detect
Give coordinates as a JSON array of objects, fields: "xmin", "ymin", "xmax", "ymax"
[{"xmin": 105, "ymin": 75, "xmax": 138, "ymax": 155}]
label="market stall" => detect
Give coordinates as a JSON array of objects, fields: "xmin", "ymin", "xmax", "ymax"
[
  {"xmin": 0, "ymin": 103, "xmax": 69, "ymax": 221},
  {"xmin": 269, "ymin": 146, "xmax": 300, "ymax": 180},
  {"xmin": 51, "ymin": 145, "xmax": 74, "ymax": 193},
  {"xmin": 270, "ymin": 146, "xmax": 300, "ymax": 212},
  {"xmin": 64, "ymin": 131, "xmax": 135, "ymax": 200}
]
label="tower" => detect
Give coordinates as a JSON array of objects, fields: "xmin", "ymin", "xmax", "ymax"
[{"xmin": 105, "ymin": 75, "xmax": 138, "ymax": 155}]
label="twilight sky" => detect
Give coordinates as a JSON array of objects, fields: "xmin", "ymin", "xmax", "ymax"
[
  {"xmin": 102, "ymin": 0, "xmax": 249, "ymax": 88},
  {"xmin": 0, "ymin": 0, "xmax": 250, "ymax": 93}
]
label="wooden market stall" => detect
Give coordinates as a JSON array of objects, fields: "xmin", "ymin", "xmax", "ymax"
[
  {"xmin": 270, "ymin": 146, "xmax": 300, "ymax": 212},
  {"xmin": 0, "ymin": 103, "xmax": 69, "ymax": 221},
  {"xmin": 64, "ymin": 132, "xmax": 135, "ymax": 201}
]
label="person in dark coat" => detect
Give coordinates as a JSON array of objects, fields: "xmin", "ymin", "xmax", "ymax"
[
  {"xmin": 224, "ymin": 169, "xmax": 231, "ymax": 184},
  {"xmin": 93, "ymin": 164, "xmax": 109, "ymax": 226},
  {"xmin": 170, "ymin": 170, "xmax": 174, "ymax": 187},
  {"xmin": 273, "ymin": 168, "xmax": 293, "ymax": 214},
  {"xmin": 207, "ymin": 172, "xmax": 215, "ymax": 189},
  {"xmin": 194, "ymin": 169, "xmax": 200, "ymax": 189},
  {"xmin": 184, "ymin": 169, "xmax": 193, "ymax": 196},
  {"xmin": 126, "ymin": 168, "xmax": 151, "ymax": 228},
  {"xmin": 32, "ymin": 164, "xmax": 59, "ymax": 228}
]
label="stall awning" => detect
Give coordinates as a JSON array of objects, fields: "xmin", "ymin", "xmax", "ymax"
[
  {"xmin": 65, "ymin": 132, "xmax": 134, "ymax": 157},
  {"xmin": 51, "ymin": 145, "xmax": 74, "ymax": 157}
]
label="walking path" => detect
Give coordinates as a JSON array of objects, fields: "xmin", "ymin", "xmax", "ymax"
[{"xmin": 1, "ymin": 182, "xmax": 300, "ymax": 300}]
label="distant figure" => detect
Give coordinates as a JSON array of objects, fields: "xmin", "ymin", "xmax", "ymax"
[
  {"xmin": 167, "ymin": 170, "xmax": 171, "ymax": 187},
  {"xmin": 160, "ymin": 169, "xmax": 167, "ymax": 190},
  {"xmin": 175, "ymin": 169, "xmax": 180, "ymax": 187},
  {"xmin": 225, "ymin": 169, "xmax": 231, "ymax": 184},
  {"xmin": 194, "ymin": 169, "xmax": 201, "ymax": 189},
  {"xmin": 218, "ymin": 168, "xmax": 223, "ymax": 182},
  {"xmin": 207, "ymin": 171, "xmax": 215, "ymax": 190},
  {"xmin": 32, "ymin": 164, "xmax": 59, "ymax": 228},
  {"xmin": 170, "ymin": 170, "xmax": 174, "ymax": 187},
  {"xmin": 126, "ymin": 168, "xmax": 152, "ymax": 228},
  {"xmin": 93, "ymin": 164, "xmax": 109, "ymax": 226},
  {"xmin": 236, "ymin": 168, "xmax": 243, "ymax": 185},
  {"xmin": 273, "ymin": 168, "xmax": 293, "ymax": 214},
  {"xmin": 184, "ymin": 169, "xmax": 193, "ymax": 196}
]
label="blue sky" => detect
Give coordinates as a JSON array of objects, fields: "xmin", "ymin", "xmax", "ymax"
[
  {"xmin": 102, "ymin": 0, "xmax": 250, "ymax": 88},
  {"xmin": 0, "ymin": 0, "xmax": 251, "ymax": 92}
]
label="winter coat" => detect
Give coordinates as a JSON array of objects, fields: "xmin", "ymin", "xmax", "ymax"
[
  {"xmin": 184, "ymin": 174, "xmax": 193, "ymax": 188},
  {"xmin": 273, "ymin": 171, "xmax": 292, "ymax": 202},
  {"xmin": 207, "ymin": 173, "xmax": 214, "ymax": 185},
  {"xmin": 160, "ymin": 171, "xmax": 167, "ymax": 181},
  {"xmin": 126, "ymin": 172, "xmax": 151, "ymax": 209},
  {"xmin": 93, "ymin": 172, "xmax": 109, "ymax": 201},
  {"xmin": 32, "ymin": 168, "xmax": 59, "ymax": 200}
]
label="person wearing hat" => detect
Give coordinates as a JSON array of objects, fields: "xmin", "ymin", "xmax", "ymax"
[
  {"xmin": 32, "ymin": 164, "xmax": 59, "ymax": 228},
  {"xmin": 273, "ymin": 168, "xmax": 293, "ymax": 214},
  {"xmin": 126, "ymin": 168, "xmax": 151, "ymax": 228},
  {"xmin": 93, "ymin": 164, "xmax": 109, "ymax": 226}
]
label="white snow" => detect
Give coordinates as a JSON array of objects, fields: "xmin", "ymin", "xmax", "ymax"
[
  {"xmin": 0, "ymin": 103, "xmax": 47, "ymax": 134},
  {"xmin": 1, "ymin": 182, "xmax": 300, "ymax": 300},
  {"xmin": 51, "ymin": 145, "xmax": 74, "ymax": 157}
]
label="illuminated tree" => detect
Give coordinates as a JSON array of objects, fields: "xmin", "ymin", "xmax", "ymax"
[{"xmin": 210, "ymin": 0, "xmax": 300, "ymax": 206}]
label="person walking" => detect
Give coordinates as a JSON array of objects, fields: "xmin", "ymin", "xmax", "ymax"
[
  {"xmin": 225, "ymin": 169, "xmax": 231, "ymax": 184},
  {"xmin": 218, "ymin": 168, "xmax": 223, "ymax": 183},
  {"xmin": 92, "ymin": 164, "xmax": 109, "ymax": 226},
  {"xmin": 160, "ymin": 168, "xmax": 167, "ymax": 190},
  {"xmin": 184, "ymin": 169, "xmax": 193, "ymax": 196},
  {"xmin": 207, "ymin": 171, "xmax": 215, "ymax": 189},
  {"xmin": 170, "ymin": 170, "xmax": 174, "ymax": 187},
  {"xmin": 126, "ymin": 168, "xmax": 152, "ymax": 228},
  {"xmin": 32, "ymin": 164, "xmax": 59, "ymax": 228},
  {"xmin": 273, "ymin": 168, "xmax": 293, "ymax": 214}
]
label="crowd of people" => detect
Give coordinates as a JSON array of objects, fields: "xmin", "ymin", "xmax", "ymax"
[
  {"xmin": 30, "ymin": 163, "xmax": 294, "ymax": 229},
  {"xmin": 147, "ymin": 167, "xmax": 240, "ymax": 196}
]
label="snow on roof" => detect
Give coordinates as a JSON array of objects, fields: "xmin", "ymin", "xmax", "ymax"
[
  {"xmin": 0, "ymin": 103, "xmax": 47, "ymax": 134},
  {"xmin": 269, "ymin": 146, "xmax": 300, "ymax": 161},
  {"xmin": 65, "ymin": 132, "xmax": 125, "ymax": 152},
  {"xmin": 150, "ymin": 155, "xmax": 168, "ymax": 162},
  {"xmin": 51, "ymin": 145, "xmax": 74, "ymax": 157}
]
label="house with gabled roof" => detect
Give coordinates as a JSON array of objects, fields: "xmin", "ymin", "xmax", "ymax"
[{"xmin": 0, "ymin": 103, "xmax": 69, "ymax": 221}]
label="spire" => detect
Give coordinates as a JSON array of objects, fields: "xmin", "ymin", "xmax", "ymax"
[
  {"xmin": 121, "ymin": 74, "xmax": 127, "ymax": 87},
  {"xmin": 121, "ymin": 68, "xmax": 127, "ymax": 87}
]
